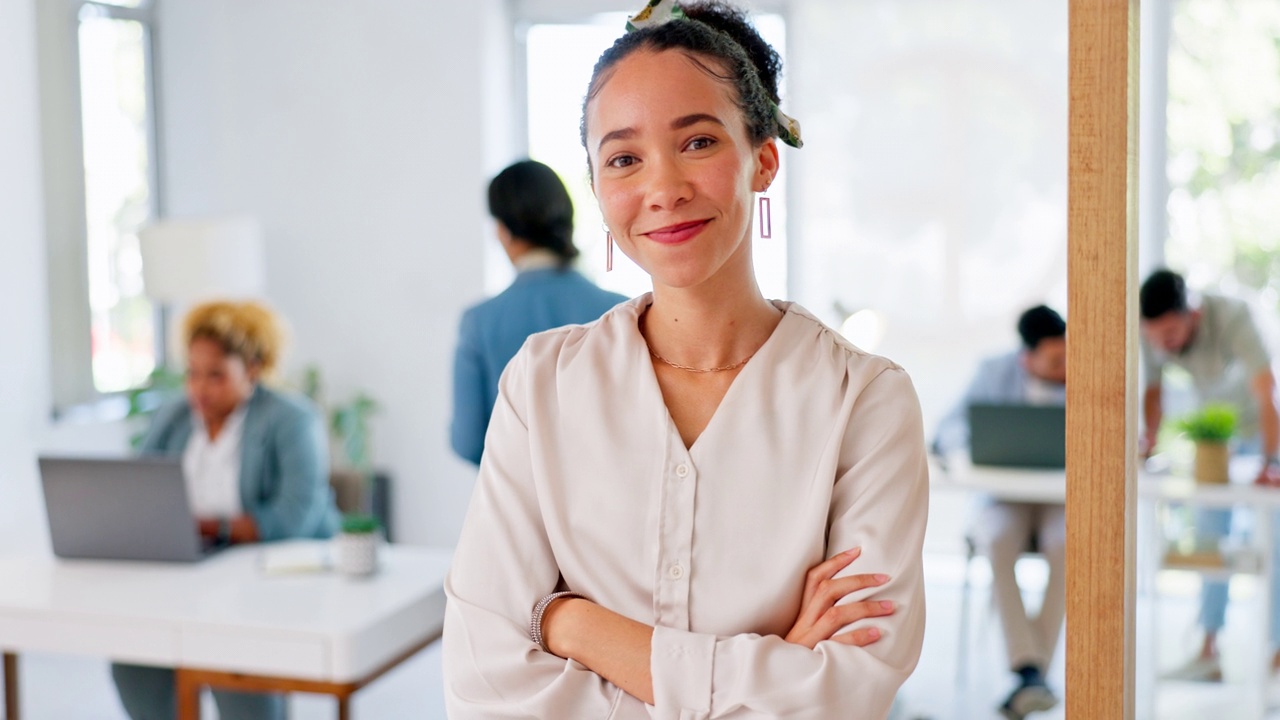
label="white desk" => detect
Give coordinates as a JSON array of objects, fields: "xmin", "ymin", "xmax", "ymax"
[
  {"xmin": 930, "ymin": 456, "xmax": 1066, "ymax": 504},
  {"xmin": 932, "ymin": 454, "xmax": 1280, "ymax": 720},
  {"xmin": 0, "ymin": 541, "xmax": 451, "ymax": 720},
  {"xmin": 933, "ymin": 454, "xmax": 1280, "ymax": 508}
]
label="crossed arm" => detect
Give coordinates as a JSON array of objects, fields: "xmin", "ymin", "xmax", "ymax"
[{"xmin": 539, "ymin": 548, "xmax": 894, "ymax": 706}]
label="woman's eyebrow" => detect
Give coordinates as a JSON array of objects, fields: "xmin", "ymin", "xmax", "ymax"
[
  {"xmin": 598, "ymin": 114, "xmax": 726, "ymax": 152},
  {"xmin": 671, "ymin": 113, "xmax": 724, "ymax": 130},
  {"xmin": 598, "ymin": 127, "xmax": 636, "ymax": 152}
]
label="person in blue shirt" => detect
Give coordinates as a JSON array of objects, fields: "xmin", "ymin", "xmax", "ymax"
[
  {"xmin": 450, "ymin": 160, "xmax": 627, "ymax": 465},
  {"xmin": 933, "ymin": 305, "xmax": 1067, "ymax": 720}
]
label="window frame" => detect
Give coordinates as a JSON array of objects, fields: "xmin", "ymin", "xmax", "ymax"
[{"xmin": 39, "ymin": 0, "xmax": 165, "ymax": 414}]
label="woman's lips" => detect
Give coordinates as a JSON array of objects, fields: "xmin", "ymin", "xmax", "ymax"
[{"xmin": 643, "ymin": 219, "xmax": 710, "ymax": 245}]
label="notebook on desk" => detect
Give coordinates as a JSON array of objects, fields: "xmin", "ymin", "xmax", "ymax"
[
  {"xmin": 967, "ymin": 403, "xmax": 1066, "ymax": 469},
  {"xmin": 39, "ymin": 456, "xmax": 225, "ymax": 562}
]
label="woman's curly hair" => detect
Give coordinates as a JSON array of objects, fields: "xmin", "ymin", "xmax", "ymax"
[
  {"xmin": 182, "ymin": 300, "xmax": 285, "ymax": 376},
  {"xmin": 580, "ymin": 0, "xmax": 783, "ymax": 161}
]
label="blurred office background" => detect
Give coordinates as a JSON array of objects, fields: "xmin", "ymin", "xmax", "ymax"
[{"xmin": 2, "ymin": 0, "xmax": 1278, "ymax": 717}]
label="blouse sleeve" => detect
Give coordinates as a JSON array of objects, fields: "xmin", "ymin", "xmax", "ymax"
[
  {"xmin": 647, "ymin": 367, "xmax": 929, "ymax": 720},
  {"xmin": 443, "ymin": 346, "xmax": 624, "ymax": 719}
]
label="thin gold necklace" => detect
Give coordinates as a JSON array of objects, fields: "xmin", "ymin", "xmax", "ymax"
[
  {"xmin": 648, "ymin": 347, "xmax": 754, "ymax": 373},
  {"xmin": 641, "ymin": 310, "xmax": 755, "ymax": 373}
]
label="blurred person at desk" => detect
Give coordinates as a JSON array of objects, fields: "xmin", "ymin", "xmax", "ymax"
[
  {"xmin": 112, "ymin": 299, "xmax": 340, "ymax": 720},
  {"xmin": 933, "ymin": 304, "xmax": 1066, "ymax": 720},
  {"xmin": 1139, "ymin": 268, "xmax": 1280, "ymax": 682},
  {"xmin": 450, "ymin": 159, "xmax": 627, "ymax": 465}
]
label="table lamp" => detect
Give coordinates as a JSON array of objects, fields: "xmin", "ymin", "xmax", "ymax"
[
  {"xmin": 138, "ymin": 216, "xmax": 266, "ymax": 365},
  {"xmin": 138, "ymin": 216, "xmax": 265, "ymax": 303}
]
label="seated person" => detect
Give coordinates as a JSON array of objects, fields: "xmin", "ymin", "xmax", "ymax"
[
  {"xmin": 450, "ymin": 159, "xmax": 627, "ymax": 466},
  {"xmin": 934, "ymin": 305, "xmax": 1066, "ymax": 720},
  {"xmin": 112, "ymin": 300, "xmax": 339, "ymax": 720}
]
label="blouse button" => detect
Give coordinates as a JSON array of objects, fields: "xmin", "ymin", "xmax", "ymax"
[
  {"xmin": 676, "ymin": 463, "xmax": 690, "ymax": 478},
  {"xmin": 669, "ymin": 564, "xmax": 684, "ymax": 580}
]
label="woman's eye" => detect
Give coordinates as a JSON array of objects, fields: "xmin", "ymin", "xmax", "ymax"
[
  {"xmin": 607, "ymin": 154, "xmax": 636, "ymax": 169},
  {"xmin": 687, "ymin": 136, "xmax": 715, "ymax": 151}
]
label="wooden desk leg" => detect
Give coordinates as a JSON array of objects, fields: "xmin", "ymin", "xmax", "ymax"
[
  {"xmin": 3, "ymin": 652, "xmax": 17, "ymax": 720},
  {"xmin": 174, "ymin": 669, "xmax": 201, "ymax": 720},
  {"xmin": 337, "ymin": 694, "xmax": 351, "ymax": 720}
]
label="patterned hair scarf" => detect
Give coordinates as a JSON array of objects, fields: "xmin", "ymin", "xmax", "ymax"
[{"xmin": 626, "ymin": 0, "xmax": 804, "ymax": 149}]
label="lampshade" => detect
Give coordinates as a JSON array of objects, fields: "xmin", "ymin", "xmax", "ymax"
[{"xmin": 139, "ymin": 216, "xmax": 266, "ymax": 303}]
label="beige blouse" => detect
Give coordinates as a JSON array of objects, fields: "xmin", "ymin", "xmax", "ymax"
[{"xmin": 443, "ymin": 295, "xmax": 929, "ymax": 720}]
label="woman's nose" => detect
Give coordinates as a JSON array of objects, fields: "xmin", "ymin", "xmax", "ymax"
[{"xmin": 645, "ymin": 159, "xmax": 693, "ymax": 211}]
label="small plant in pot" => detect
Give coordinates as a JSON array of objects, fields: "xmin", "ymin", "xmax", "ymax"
[
  {"xmin": 335, "ymin": 512, "xmax": 381, "ymax": 577},
  {"xmin": 302, "ymin": 366, "xmax": 383, "ymax": 576},
  {"xmin": 1177, "ymin": 403, "xmax": 1237, "ymax": 484}
]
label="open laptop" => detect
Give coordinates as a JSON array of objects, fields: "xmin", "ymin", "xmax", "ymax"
[
  {"xmin": 968, "ymin": 403, "xmax": 1066, "ymax": 469},
  {"xmin": 39, "ymin": 456, "xmax": 224, "ymax": 562}
]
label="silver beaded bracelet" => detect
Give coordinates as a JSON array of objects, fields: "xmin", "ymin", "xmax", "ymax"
[{"xmin": 530, "ymin": 591, "xmax": 587, "ymax": 653}]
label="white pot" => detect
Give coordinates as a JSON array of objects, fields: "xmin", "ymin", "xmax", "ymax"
[{"xmin": 334, "ymin": 531, "xmax": 379, "ymax": 577}]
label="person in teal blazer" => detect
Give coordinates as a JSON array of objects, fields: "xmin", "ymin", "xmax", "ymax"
[
  {"xmin": 113, "ymin": 300, "xmax": 338, "ymax": 720},
  {"xmin": 138, "ymin": 384, "xmax": 339, "ymax": 541},
  {"xmin": 451, "ymin": 160, "xmax": 626, "ymax": 465}
]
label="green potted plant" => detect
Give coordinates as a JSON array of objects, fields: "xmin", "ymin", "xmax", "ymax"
[
  {"xmin": 1177, "ymin": 403, "xmax": 1237, "ymax": 484},
  {"xmin": 301, "ymin": 366, "xmax": 382, "ymax": 576},
  {"xmin": 335, "ymin": 512, "xmax": 380, "ymax": 577}
]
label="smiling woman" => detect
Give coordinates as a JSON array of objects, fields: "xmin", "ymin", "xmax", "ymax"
[{"xmin": 442, "ymin": 2, "xmax": 929, "ymax": 718}]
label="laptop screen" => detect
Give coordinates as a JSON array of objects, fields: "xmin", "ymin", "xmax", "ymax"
[
  {"xmin": 39, "ymin": 456, "xmax": 210, "ymax": 562},
  {"xmin": 968, "ymin": 404, "xmax": 1066, "ymax": 469}
]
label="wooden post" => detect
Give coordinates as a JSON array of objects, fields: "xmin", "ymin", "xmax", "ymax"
[{"xmin": 1067, "ymin": 0, "xmax": 1139, "ymax": 718}]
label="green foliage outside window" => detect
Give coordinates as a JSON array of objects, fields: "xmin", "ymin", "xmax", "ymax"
[{"xmin": 1167, "ymin": 1, "xmax": 1280, "ymax": 310}]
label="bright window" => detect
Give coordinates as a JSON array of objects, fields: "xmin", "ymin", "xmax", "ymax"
[
  {"xmin": 77, "ymin": 3, "xmax": 158, "ymax": 393},
  {"xmin": 1166, "ymin": 0, "xmax": 1280, "ymax": 315}
]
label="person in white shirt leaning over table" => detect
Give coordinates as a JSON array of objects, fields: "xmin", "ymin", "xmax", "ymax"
[
  {"xmin": 1140, "ymin": 268, "xmax": 1280, "ymax": 683},
  {"xmin": 112, "ymin": 300, "xmax": 339, "ymax": 720},
  {"xmin": 441, "ymin": 1, "xmax": 929, "ymax": 718},
  {"xmin": 933, "ymin": 305, "xmax": 1067, "ymax": 720}
]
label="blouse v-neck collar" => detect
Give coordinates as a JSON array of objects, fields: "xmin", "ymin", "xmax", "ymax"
[{"xmin": 625, "ymin": 294, "xmax": 797, "ymax": 454}]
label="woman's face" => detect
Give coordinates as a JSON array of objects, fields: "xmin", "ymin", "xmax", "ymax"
[
  {"xmin": 586, "ymin": 49, "xmax": 779, "ymax": 292},
  {"xmin": 186, "ymin": 336, "xmax": 258, "ymax": 424}
]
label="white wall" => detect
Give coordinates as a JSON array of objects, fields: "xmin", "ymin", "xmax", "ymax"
[
  {"xmin": 157, "ymin": 0, "xmax": 513, "ymax": 547},
  {"xmin": 0, "ymin": 0, "xmax": 50, "ymax": 552},
  {"xmin": 790, "ymin": 0, "xmax": 1070, "ymax": 426}
]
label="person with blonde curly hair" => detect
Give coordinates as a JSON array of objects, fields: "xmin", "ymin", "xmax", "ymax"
[{"xmin": 111, "ymin": 300, "xmax": 339, "ymax": 720}]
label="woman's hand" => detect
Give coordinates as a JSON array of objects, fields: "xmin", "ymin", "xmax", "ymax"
[
  {"xmin": 784, "ymin": 547, "xmax": 894, "ymax": 649},
  {"xmin": 197, "ymin": 515, "xmax": 260, "ymax": 544}
]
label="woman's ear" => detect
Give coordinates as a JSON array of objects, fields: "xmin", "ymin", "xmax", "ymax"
[
  {"xmin": 245, "ymin": 360, "xmax": 264, "ymax": 384},
  {"xmin": 754, "ymin": 138, "xmax": 781, "ymax": 192}
]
